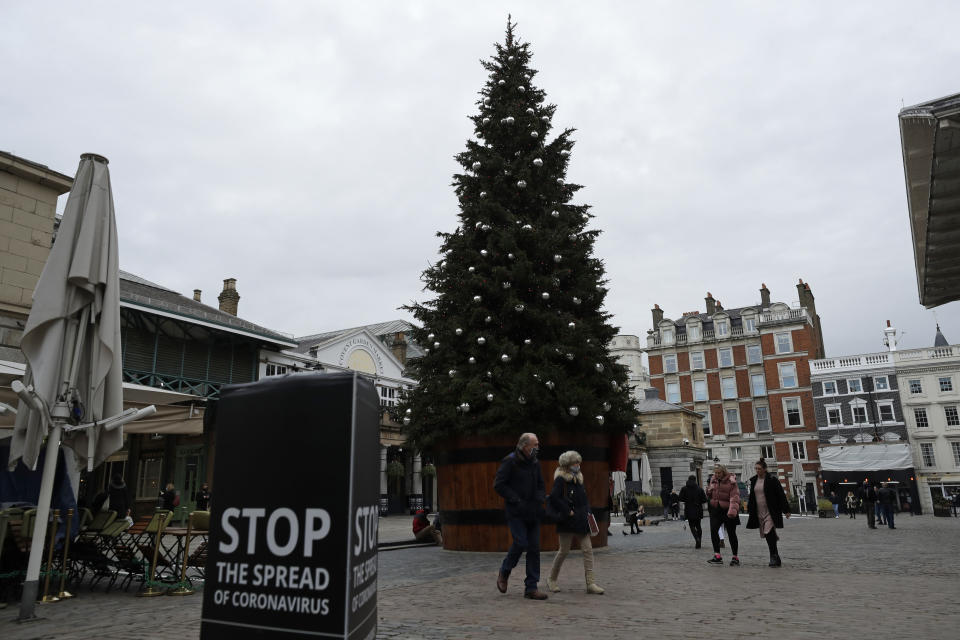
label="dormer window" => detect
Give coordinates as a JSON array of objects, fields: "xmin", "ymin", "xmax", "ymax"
[
  {"xmin": 662, "ymin": 328, "xmax": 674, "ymax": 344},
  {"xmin": 687, "ymin": 324, "xmax": 701, "ymax": 341},
  {"xmin": 715, "ymin": 319, "xmax": 729, "ymax": 338},
  {"xmin": 743, "ymin": 316, "xmax": 756, "ymax": 332}
]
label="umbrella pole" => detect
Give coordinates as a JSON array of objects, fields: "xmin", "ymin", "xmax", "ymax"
[{"xmin": 17, "ymin": 422, "xmax": 64, "ymax": 621}]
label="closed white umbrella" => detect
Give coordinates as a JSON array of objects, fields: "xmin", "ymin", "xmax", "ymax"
[
  {"xmin": 9, "ymin": 154, "xmax": 153, "ymax": 619},
  {"xmin": 640, "ymin": 452, "xmax": 653, "ymax": 494}
]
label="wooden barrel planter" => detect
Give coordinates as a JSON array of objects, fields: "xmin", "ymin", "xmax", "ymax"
[{"xmin": 436, "ymin": 432, "xmax": 611, "ymax": 552}]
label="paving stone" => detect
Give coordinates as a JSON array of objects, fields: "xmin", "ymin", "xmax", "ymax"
[{"xmin": 2, "ymin": 513, "xmax": 958, "ymax": 639}]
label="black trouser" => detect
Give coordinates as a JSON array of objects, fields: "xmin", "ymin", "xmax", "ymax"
[
  {"xmin": 765, "ymin": 530, "xmax": 779, "ymax": 556},
  {"xmin": 687, "ymin": 517, "xmax": 702, "ymax": 542},
  {"xmin": 708, "ymin": 506, "xmax": 738, "ymax": 556},
  {"xmin": 865, "ymin": 502, "xmax": 875, "ymax": 527}
]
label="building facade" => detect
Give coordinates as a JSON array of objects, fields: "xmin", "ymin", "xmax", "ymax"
[
  {"xmin": 610, "ymin": 334, "xmax": 651, "ymax": 396},
  {"xmin": 633, "ymin": 389, "xmax": 706, "ymax": 496},
  {"xmin": 895, "ymin": 333, "xmax": 960, "ymax": 513},
  {"xmin": 645, "ymin": 282, "xmax": 825, "ymax": 502},
  {"xmin": 810, "ymin": 324, "xmax": 919, "ymax": 510}
]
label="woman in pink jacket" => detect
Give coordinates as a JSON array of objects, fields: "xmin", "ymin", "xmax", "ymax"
[{"xmin": 706, "ymin": 464, "xmax": 741, "ymax": 566}]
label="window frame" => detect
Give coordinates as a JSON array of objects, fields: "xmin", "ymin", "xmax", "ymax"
[
  {"xmin": 746, "ymin": 344, "xmax": 762, "ymax": 365},
  {"xmin": 730, "ymin": 446, "xmax": 743, "ymax": 461},
  {"xmin": 775, "ymin": 332, "xmax": 793, "ymax": 354},
  {"xmin": 939, "ymin": 376, "xmax": 953, "ymax": 392},
  {"xmin": 663, "ymin": 354, "xmax": 678, "ymax": 374},
  {"xmin": 750, "ymin": 373, "xmax": 767, "ymax": 397},
  {"xmin": 136, "ymin": 456, "xmax": 163, "ymax": 500},
  {"xmin": 822, "ymin": 380, "xmax": 838, "ymax": 396},
  {"xmin": 876, "ymin": 402, "xmax": 895, "ymax": 423},
  {"xmin": 743, "ymin": 316, "xmax": 757, "ymax": 333},
  {"xmin": 783, "ymin": 397, "xmax": 803, "ymax": 427},
  {"xmin": 715, "ymin": 319, "xmax": 729, "ymax": 338},
  {"xmin": 873, "ymin": 376, "xmax": 889, "ymax": 391},
  {"xmin": 826, "ymin": 404, "xmax": 842, "ymax": 426},
  {"xmin": 920, "ymin": 442, "xmax": 936, "ymax": 467},
  {"xmin": 852, "ymin": 405, "xmax": 868, "ymax": 424},
  {"xmin": 908, "ymin": 379, "xmax": 923, "ymax": 394},
  {"xmin": 755, "ymin": 406, "xmax": 771, "ymax": 432},
  {"xmin": 846, "ymin": 378, "xmax": 863, "ymax": 394},
  {"xmin": 702, "ymin": 414, "xmax": 712, "ymax": 436},
  {"xmin": 761, "ymin": 444, "xmax": 775, "ymax": 459},
  {"xmin": 690, "ymin": 351, "xmax": 705, "ymax": 370},
  {"xmin": 666, "ymin": 382, "xmax": 681, "ymax": 404},
  {"xmin": 724, "ymin": 407, "xmax": 741, "ymax": 434},
  {"xmin": 687, "ymin": 324, "xmax": 701, "ymax": 341},
  {"xmin": 778, "ymin": 362, "xmax": 798, "ymax": 388},
  {"xmin": 914, "ymin": 407, "xmax": 929, "ymax": 428},
  {"xmin": 945, "ymin": 405, "xmax": 960, "ymax": 427},
  {"xmin": 721, "ymin": 376, "xmax": 737, "ymax": 400},
  {"xmin": 718, "ymin": 347, "xmax": 733, "ymax": 368},
  {"xmin": 951, "ymin": 441, "xmax": 960, "ymax": 467},
  {"xmin": 693, "ymin": 379, "xmax": 707, "ymax": 402},
  {"xmin": 791, "ymin": 441, "xmax": 807, "ymax": 460},
  {"xmin": 662, "ymin": 327, "xmax": 674, "ymax": 345}
]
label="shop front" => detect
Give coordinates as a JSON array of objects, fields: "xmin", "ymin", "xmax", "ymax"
[{"xmin": 819, "ymin": 443, "xmax": 920, "ymax": 514}]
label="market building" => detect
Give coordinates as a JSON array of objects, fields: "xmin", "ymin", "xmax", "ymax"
[{"xmin": 645, "ymin": 281, "xmax": 825, "ymax": 505}]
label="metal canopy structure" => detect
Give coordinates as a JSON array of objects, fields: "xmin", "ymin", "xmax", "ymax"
[{"xmin": 899, "ymin": 92, "xmax": 960, "ymax": 308}]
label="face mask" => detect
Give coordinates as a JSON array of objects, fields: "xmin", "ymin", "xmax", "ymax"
[
  {"xmin": 570, "ymin": 465, "xmax": 581, "ymax": 474},
  {"xmin": 529, "ymin": 447, "xmax": 539, "ymax": 459}
]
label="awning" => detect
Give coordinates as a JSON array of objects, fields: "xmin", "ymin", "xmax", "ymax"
[
  {"xmin": 818, "ymin": 443, "xmax": 913, "ymax": 472},
  {"xmin": 121, "ymin": 402, "xmax": 203, "ymax": 435}
]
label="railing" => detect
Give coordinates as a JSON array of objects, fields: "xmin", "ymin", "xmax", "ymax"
[
  {"xmin": 810, "ymin": 352, "xmax": 893, "ymax": 372},
  {"xmin": 124, "ymin": 369, "xmax": 224, "ymax": 399},
  {"xmin": 759, "ymin": 308, "xmax": 808, "ymax": 324},
  {"xmin": 895, "ymin": 345, "xmax": 958, "ymax": 362}
]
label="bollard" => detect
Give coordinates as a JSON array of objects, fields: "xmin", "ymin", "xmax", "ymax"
[
  {"xmin": 57, "ymin": 508, "xmax": 75, "ymax": 599},
  {"xmin": 40, "ymin": 509, "xmax": 60, "ymax": 603},
  {"xmin": 167, "ymin": 512, "xmax": 194, "ymax": 596}
]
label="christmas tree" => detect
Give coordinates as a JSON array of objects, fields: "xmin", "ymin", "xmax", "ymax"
[{"xmin": 399, "ymin": 20, "xmax": 636, "ymax": 450}]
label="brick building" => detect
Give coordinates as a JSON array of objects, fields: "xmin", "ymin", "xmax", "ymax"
[{"xmin": 645, "ymin": 281, "xmax": 825, "ymax": 502}]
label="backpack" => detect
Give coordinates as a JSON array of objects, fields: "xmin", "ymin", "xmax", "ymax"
[{"xmin": 172, "ymin": 492, "xmax": 180, "ymax": 507}]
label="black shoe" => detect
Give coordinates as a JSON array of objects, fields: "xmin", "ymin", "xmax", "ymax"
[
  {"xmin": 496, "ymin": 571, "xmax": 509, "ymax": 594},
  {"xmin": 729, "ymin": 557, "xmax": 740, "ymax": 566},
  {"xmin": 707, "ymin": 555, "xmax": 723, "ymax": 564},
  {"xmin": 622, "ymin": 530, "xmax": 628, "ymax": 536},
  {"xmin": 695, "ymin": 539, "xmax": 701, "ymax": 549},
  {"xmin": 769, "ymin": 554, "xmax": 781, "ymax": 567}
]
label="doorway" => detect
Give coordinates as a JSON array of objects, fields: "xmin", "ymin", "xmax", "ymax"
[{"xmin": 174, "ymin": 445, "xmax": 203, "ymax": 524}]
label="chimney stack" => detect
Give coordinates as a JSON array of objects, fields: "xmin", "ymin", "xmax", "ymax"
[
  {"xmin": 193, "ymin": 289, "xmax": 202, "ymax": 302},
  {"xmin": 760, "ymin": 283, "xmax": 770, "ymax": 307},
  {"xmin": 218, "ymin": 278, "xmax": 240, "ymax": 316},
  {"xmin": 705, "ymin": 292, "xmax": 716, "ymax": 315},
  {"xmin": 883, "ymin": 320, "xmax": 898, "ymax": 351},
  {"xmin": 796, "ymin": 278, "xmax": 807, "ymax": 307},
  {"xmin": 391, "ymin": 332, "xmax": 408, "ymax": 365},
  {"xmin": 651, "ymin": 304, "xmax": 664, "ymax": 326}
]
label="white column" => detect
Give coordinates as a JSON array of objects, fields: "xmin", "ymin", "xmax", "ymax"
[{"xmin": 379, "ymin": 445, "xmax": 388, "ymax": 515}]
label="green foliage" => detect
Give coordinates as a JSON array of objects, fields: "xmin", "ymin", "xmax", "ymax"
[
  {"xmin": 398, "ymin": 21, "xmax": 636, "ymax": 451},
  {"xmin": 386, "ymin": 460, "xmax": 405, "ymax": 478},
  {"xmin": 817, "ymin": 498, "xmax": 833, "ymax": 511},
  {"xmin": 932, "ymin": 494, "xmax": 951, "ymax": 508},
  {"xmin": 421, "ymin": 463, "xmax": 437, "ymax": 478},
  {"xmin": 635, "ymin": 494, "xmax": 662, "ymax": 507}
]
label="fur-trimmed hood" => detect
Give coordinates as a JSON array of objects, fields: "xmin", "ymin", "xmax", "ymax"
[{"xmin": 554, "ymin": 467, "xmax": 584, "ymax": 484}]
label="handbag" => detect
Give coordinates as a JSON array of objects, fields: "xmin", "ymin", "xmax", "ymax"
[{"xmin": 587, "ymin": 512, "xmax": 600, "ymax": 537}]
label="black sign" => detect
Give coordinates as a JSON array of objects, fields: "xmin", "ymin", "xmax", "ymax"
[{"xmin": 201, "ymin": 372, "xmax": 380, "ymax": 640}]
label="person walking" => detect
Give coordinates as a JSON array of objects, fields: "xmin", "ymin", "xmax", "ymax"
[
  {"xmin": 494, "ymin": 432, "xmax": 548, "ymax": 600},
  {"xmin": 669, "ymin": 489, "xmax": 681, "ymax": 520},
  {"xmin": 106, "ymin": 473, "xmax": 130, "ymax": 519},
  {"xmin": 195, "ymin": 482, "xmax": 211, "ymax": 511},
  {"xmin": 746, "ymin": 459, "xmax": 791, "ymax": 567},
  {"xmin": 546, "ymin": 450, "xmax": 604, "ymax": 595},
  {"xmin": 678, "ymin": 475, "xmax": 707, "ymax": 548},
  {"xmin": 623, "ymin": 493, "xmax": 641, "ymax": 535},
  {"xmin": 858, "ymin": 480, "xmax": 878, "ymax": 529},
  {"xmin": 829, "ymin": 491, "xmax": 840, "ymax": 518},
  {"xmin": 845, "ymin": 491, "xmax": 858, "ymax": 519},
  {"xmin": 878, "ymin": 482, "xmax": 897, "ymax": 529},
  {"xmin": 660, "ymin": 486, "xmax": 672, "ymax": 520},
  {"xmin": 706, "ymin": 464, "xmax": 741, "ymax": 566}
]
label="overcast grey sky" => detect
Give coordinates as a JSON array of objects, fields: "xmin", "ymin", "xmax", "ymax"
[{"xmin": 3, "ymin": 1, "xmax": 958, "ymax": 355}]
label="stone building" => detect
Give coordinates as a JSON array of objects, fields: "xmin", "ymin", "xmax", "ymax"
[
  {"xmin": 0, "ymin": 152, "xmax": 72, "ymax": 425},
  {"xmin": 609, "ymin": 334, "xmax": 651, "ymax": 395},
  {"xmin": 894, "ymin": 328, "xmax": 960, "ymax": 513},
  {"xmin": 645, "ymin": 281, "xmax": 825, "ymax": 503},
  {"xmin": 634, "ymin": 388, "xmax": 706, "ymax": 496}
]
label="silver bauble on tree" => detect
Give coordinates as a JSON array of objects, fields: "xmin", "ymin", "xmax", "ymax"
[
  {"xmin": 477, "ymin": 336, "xmax": 486, "ymax": 345},
  {"xmin": 473, "ymin": 295, "xmax": 482, "ymax": 303},
  {"xmin": 568, "ymin": 406, "xmax": 579, "ymax": 416},
  {"xmin": 485, "ymin": 316, "xmax": 492, "ymax": 323},
  {"xmin": 533, "ymin": 158, "xmax": 543, "ymax": 167},
  {"xmin": 526, "ymin": 108, "xmax": 535, "ymax": 115},
  {"xmin": 472, "ymin": 161, "xmax": 481, "ymax": 170},
  {"xmin": 433, "ymin": 341, "xmax": 440, "ymax": 348},
  {"xmin": 595, "ymin": 415, "xmax": 604, "ymax": 425},
  {"xmin": 517, "ymin": 180, "xmax": 527, "ymax": 188},
  {"xmin": 541, "ymin": 292, "xmax": 550, "ymax": 300},
  {"xmin": 455, "ymin": 328, "xmax": 463, "ymax": 335},
  {"xmin": 480, "ymin": 249, "xmax": 488, "ymax": 257},
  {"xmin": 502, "ymin": 282, "xmax": 511, "ymax": 289},
  {"xmin": 505, "ymin": 116, "xmax": 515, "ymax": 124},
  {"xmin": 545, "ymin": 380, "xmax": 555, "ymax": 390},
  {"xmin": 468, "ymin": 357, "xmax": 476, "ymax": 364},
  {"xmin": 498, "ymin": 79, "xmax": 505, "ymax": 85},
  {"xmin": 515, "ymin": 304, "xmax": 525, "ymax": 312},
  {"xmin": 530, "ymin": 131, "xmax": 539, "ymax": 138},
  {"xmin": 554, "ymin": 254, "xmax": 562, "ymax": 263},
  {"xmin": 460, "ymin": 402, "xmax": 471, "ymax": 413},
  {"xmin": 448, "ymin": 369, "xmax": 456, "ymax": 377},
  {"xmin": 486, "ymin": 393, "xmax": 494, "ymax": 401},
  {"xmin": 551, "ymin": 210, "xmax": 559, "ymax": 218},
  {"xmin": 500, "ymin": 354, "xmax": 510, "ymax": 362},
  {"xmin": 594, "ymin": 363, "xmax": 604, "ymax": 372},
  {"xmin": 523, "ymin": 338, "xmax": 532, "ymax": 345},
  {"xmin": 482, "ymin": 117, "xmax": 490, "ymax": 124},
  {"xmin": 468, "ymin": 266, "xmax": 475, "ymax": 273},
  {"xmin": 403, "ymin": 417, "xmax": 411, "ymax": 426},
  {"xmin": 603, "ymin": 402, "xmax": 611, "ymax": 412},
  {"xmin": 427, "ymin": 333, "xmax": 435, "ymax": 340},
  {"xmin": 518, "ymin": 395, "xmax": 526, "ymax": 404}
]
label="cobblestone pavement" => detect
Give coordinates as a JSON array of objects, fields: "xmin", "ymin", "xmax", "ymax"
[{"xmin": 4, "ymin": 513, "xmax": 959, "ymax": 639}]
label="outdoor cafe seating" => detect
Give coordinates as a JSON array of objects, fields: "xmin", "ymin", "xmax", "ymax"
[{"xmin": 0, "ymin": 506, "xmax": 211, "ymax": 602}]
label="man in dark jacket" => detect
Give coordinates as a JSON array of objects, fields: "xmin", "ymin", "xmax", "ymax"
[
  {"xmin": 878, "ymin": 483, "xmax": 897, "ymax": 529},
  {"xmin": 494, "ymin": 432, "xmax": 548, "ymax": 600},
  {"xmin": 858, "ymin": 480, "xmax": 878, "ymax": 529},
  {"xmin": 107, "ymin": 473, "xmax": 130, "ymax": 519},
  {"xmin": 678, "ymin": 476, "xmax": 707, "ymax": 548}
]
